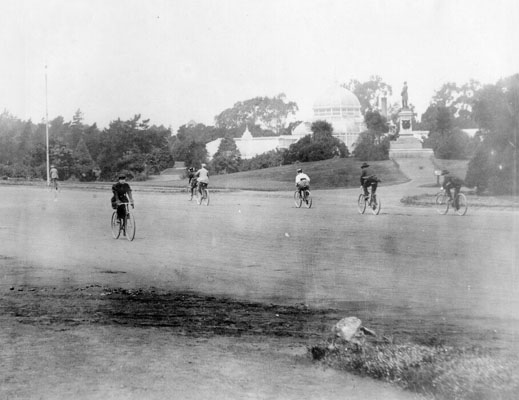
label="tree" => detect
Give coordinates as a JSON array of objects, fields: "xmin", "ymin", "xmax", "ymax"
[
  {"xmin": 214, "ymin": 93, "xmax": 298, "ymax": 135},
  {"xmin": 423, "ymin": 106, "xmax": 475, "ymax": 160},
  {"xmin": 283, "ymin": 120, "xmax": 348, "ymax": 163},
  {"xmin": 465, "ymin": 74, "xmax": 519, "ymax": 194},
  {"xmin": 73, "ymin": 137, "xmax": 96, "ymax": 181},
  {"xmin": 420, "ymin": 80, "xmax": 480, "ymax": 130},
  {"xmin": 345, "ymin": 76, "xmax": 392, "ymax": 115},
  {"xmin": 183, "ymin": 140, "xmax": 208, "ymax": 169},
  {"xmin": 210, "ymin": 136, "xmax": 241, "ymax": 174}
]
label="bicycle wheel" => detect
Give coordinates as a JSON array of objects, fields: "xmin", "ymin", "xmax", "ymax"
[
  {"xmin": 357, "ymin": 193, "xmax": 367, "ymax": 214},
  {"xmin": 124, "ymin": 213, "xmax": 136, "ymax": 241},
  {"xmin": 454, "ymin": 193, "xmax": 468, "ymax": 216},
  {"xmin": 434, "ymin": 192, "xmax": 450, "ymax": 214},
  {"xmin": 294, "ymin": 191, "xmax": 302, "ymax": 208},
  {"xmin": 304, "ymin": 190, "xmax": 312, "ymax": 208},
  {"xmin": 370, "ymin": 195, "xmax": 381, "ymax": 215},
  {"xmin": 111, "ymin": 212, "xmax": 121, "ymax": 239},
  {"xmin": 200, "ymin": 188, "xmax": 210, "ymax": 206}
]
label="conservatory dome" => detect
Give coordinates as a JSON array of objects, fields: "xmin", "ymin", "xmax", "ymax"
[{"xmin": 313, "ymin": 85, "xmax": 361, "ymax": 115}]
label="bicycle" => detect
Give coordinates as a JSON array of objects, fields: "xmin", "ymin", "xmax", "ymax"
[
  {"xmin": 357, "ymin": 186, "xmax": 381, "ymax": 215},
  {"xmin": 196, "ymin": 183, "xmax": 210, "ymax": 206},
  {"xmin": 434, "ymin": 188, "xmax": 468, "ymax": 216},
  {"xmin": 111, "ymin": 203, "xmax": 136, "ymax": 241},
  {"xmin": 294, "ymin": 187, "xmax": 312, "ymax": 208}
]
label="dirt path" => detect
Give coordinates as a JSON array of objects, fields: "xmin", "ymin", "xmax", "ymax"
[{"xmin": 1, "ymin": 161, "xmax": 517, "ymax": 399}]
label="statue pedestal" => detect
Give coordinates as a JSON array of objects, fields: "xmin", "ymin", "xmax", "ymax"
[
  {"xmin": 398, "ymin": 108, "xmax": 414, "ymax": 136},
  {"xmin": 389, "ymin": 108, "xmax": 433, "ymax": 158}
]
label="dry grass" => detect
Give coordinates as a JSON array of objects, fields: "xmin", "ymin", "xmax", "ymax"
[{"xmin": 311, "ymin": 338, "xmax": 519, "ymax": 400}]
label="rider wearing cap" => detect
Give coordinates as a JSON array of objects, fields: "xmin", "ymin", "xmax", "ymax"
[
  {"xmin": 360, "ymin": 162, "xmax": 379, "ymax": 198},
  {"xmin": 441, "ymin": 169, "xmax": 464, "ymax": 209},
  {"xmin": 111, "ymin": 174, "xmax": 134, "ymax": 220},
  {"xmin": 295, "ymin": 168, "xmax": 310, "ymax": 195}
]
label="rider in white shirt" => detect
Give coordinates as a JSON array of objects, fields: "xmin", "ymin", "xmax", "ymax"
[
  {"xmin": 195, "ymin": 163, "xmax": 209, "ymax": 197},
  {"xmin": 295, "ymin": 168, "xmax": 310, "ymax": 194}
]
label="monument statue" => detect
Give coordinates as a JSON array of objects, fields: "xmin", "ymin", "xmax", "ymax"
[{"xmin": 401, "ymin": 81, "xmax": 409, "ymax": 109}]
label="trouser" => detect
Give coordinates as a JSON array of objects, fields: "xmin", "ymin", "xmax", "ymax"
[
  {"xmin": 363, "ymin": 181, "xmax": 378, "ymax": 196},
  {"xmin": 445, "ymin": 186, "xmax": 461, "ymax": 208}
]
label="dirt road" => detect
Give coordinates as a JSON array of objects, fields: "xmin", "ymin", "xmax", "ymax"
[{"xmin": 1, "ymin": 164, "xmax": 517, "ymax": 398}]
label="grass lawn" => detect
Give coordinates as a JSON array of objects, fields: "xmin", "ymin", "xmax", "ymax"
[{"xmin": 136, "ymin": 158, "xmax": 409, "ymax": 191}]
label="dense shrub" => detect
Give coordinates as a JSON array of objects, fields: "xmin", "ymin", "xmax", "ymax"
[{"xmin": 353, "ymin": 131, "xmax": 390, "ymax": 161}]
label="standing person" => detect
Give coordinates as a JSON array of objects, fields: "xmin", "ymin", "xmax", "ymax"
[
  {"xmin": 360, "ymin": 162, "xmax": 379, "ymax": 199},
  {"xmin": 49, "ymin": 164, "xmax": 59, "ymax": 190},
  {"xmin": 441, "ymin": 170, "xmax": 464, "ymax": 210},
  {"xmin": 295, "ymin": 168, "xmax": 310, "ymax": 195},
  {"xmin": 195, "ymin": 163, "xmax": 209, "ymax": 202},
  {"xmin": 401, "ymin": 81, "xmax": 409, "ymax": 109},
  {"xmin": 111, "ymin": 175, "xmax": 134, "ymax": 224},
  {"xmin": 187, "ymin": 167, "xmax": 198, "ymax": 200}
]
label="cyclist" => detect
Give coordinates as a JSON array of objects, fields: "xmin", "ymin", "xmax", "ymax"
[
  {"xmin": 49, "ymin": 164, "xmax": 59, "ymax": 190},
  {"xmin": 195, "ymin": 163, "xmax": 209, "ymax": 201},
  {"xmin": 187, "ymin": 167, "xmax": 198, "ymax": 200},
  {"xmin": 441, "ymin": 170, "xmax": 463, "ymax": 210},
  {"xmin": 295, "ymin": 168, "xmax": 310, "ymax": 196},
  {"xmin": 360, "ymin": 162, "xmax": 379, "ymax": 199},
  {"xmin": 111, "ymin": 175, "xmax": 134, "ymax": 224}
]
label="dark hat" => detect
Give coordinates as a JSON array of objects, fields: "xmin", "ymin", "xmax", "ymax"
[
  {"xmin": 361, "ymin": 162, "xmax": 369, "ymax": 168},
  {"xmin": 441, "ymin": 169, "xmax": 449, "ymax": 175},
  {"xmin": 297, "ymin": 168, "xmax": 302, "ymax": 173},
  {"xmin": 118, "ymin": 175, "xmax": 126, "ymax": 180}
]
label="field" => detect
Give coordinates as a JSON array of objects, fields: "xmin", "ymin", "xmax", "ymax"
[{"xmin": 1, "ymin": 158, "xmax": 518, "ymax": 399}]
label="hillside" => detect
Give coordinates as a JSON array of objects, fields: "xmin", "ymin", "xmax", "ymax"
[{"xmin": 137, "ymin": 158, "xmax": 409, "ymax": 191}]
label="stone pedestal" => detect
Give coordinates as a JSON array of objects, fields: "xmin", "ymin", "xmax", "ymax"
[
  {"xmin": 398, "ymin": 108, "xmax": 414, "ymax": 136},
  {"xmin": 389, "ymin": 108, "xmax": 433, "ymax": 158}
]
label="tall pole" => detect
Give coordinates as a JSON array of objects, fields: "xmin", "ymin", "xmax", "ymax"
[{"xmin": 45, "ymin": 65, "xmax": 50, "ymax": 185}]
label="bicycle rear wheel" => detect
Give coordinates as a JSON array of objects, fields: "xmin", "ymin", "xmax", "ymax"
[
  {"xmin": 435, "ymin": 192, "xmax": 449, "ymax": 215},
  {"xmin": 370, "ymin": 195, "xmax": 381, "ymax": 215},
  {"xmin": 294, "ymin": 191, "xmax": 302, "ymax": 208},
  {"xmin": 111, "ymin": 212, "xmax": 121, "ymax": 239},
  {"xmin": 304, "ymin": 191, "xmax": 312, "ymax": 208},
  {"xmin": 124, "ymin": 213, "xmax": 136, "ymax": 241},
  {"xmin": 200, "ymin": 188, "xmax": 210, "ymax": 206},
  {"xmin": 357, "ymin": 193, "xmax": 367, "ymax": 214},
  {"xmin": 454, "ymin": 193, "xmax": 468, "ymax": 216}
]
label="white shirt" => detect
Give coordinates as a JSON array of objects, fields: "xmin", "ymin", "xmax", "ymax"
[
  {"xmin": 295, "ymin": 173, "xmax": 310, "ymax": 185},
  {"xmin": 196, "ymin": 167, "xmax": 209, "ymax": 183}
]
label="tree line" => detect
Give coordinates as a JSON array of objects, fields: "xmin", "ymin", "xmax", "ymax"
[
  {"xmin": 1, "ymin": 74, "xmax": 517, "ymax": 194},
  {"xmin": 0, "ymin": 110, "xmax": 174, "ymax": 181}
]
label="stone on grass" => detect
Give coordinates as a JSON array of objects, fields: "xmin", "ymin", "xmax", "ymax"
[{"xmin": 332, "ymin": 317, "xmax": 362, "ymax": 342}]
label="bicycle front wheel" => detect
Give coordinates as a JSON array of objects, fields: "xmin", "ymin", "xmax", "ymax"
[
  {"xmin": 371, "ymin": 195, "xmax": 381, "ymax": 215},
  {"xmin": 357, "ymin": 194, "xmax": 367, "ymax": 214},
  {"xmin": 111, "ymin": 212, "xmax": 121, "ymax": 239},
  {"xmin": 454, "ymin": 193, "xmax": 468, "ymax": 216},
  {"xmin": 294, "ymin": 191, "xmax": 302, "ymax": 208},
  {"xmin": 124, "ymin": 213, "xmax": 136, "ymax": 241},
  {"xmin": 435, "ymin": 192, "xmax": 449, "ymax": 215},
  {"xmin": 304, "ymin": 191, "xmax": 312, "ymax": 208},
  {"xmin": 200, "ymin": 189, "xmax": 210, "ymax": 206}
]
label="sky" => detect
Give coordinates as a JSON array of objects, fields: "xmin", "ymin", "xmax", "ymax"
[{"xmin": 1, "ymin": 0, "xmax": 518, "ymax": 133}]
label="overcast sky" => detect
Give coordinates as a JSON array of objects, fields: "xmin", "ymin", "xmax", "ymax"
[{"xmin": 1, "ymin": 0, "xmax": 518, "ymax": 132}]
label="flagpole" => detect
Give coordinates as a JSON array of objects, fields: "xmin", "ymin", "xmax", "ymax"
[{"xmin": 45, "ymin": 65, "xmax": 50, "ymax": 186}]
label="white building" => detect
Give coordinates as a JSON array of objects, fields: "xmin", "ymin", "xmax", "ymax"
[{"xmin": 206, "ymin": 85, "xmax": 365, "ymax": 160}]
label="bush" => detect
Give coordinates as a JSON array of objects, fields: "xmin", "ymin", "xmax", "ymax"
[{"xmin": 353, "ymin": 131, "xmax": 390, "ymax": 161}]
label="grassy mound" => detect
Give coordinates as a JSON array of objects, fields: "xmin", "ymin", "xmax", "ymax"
[{"xmin": 138, "ymin": 158, "xmax": 408, "ymax": 191}]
